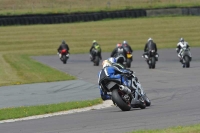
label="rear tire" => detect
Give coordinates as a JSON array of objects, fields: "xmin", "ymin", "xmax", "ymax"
[
  {"xmin": 94, "ymin": 56, "xmax": 100, "ymax": 66},
  {"xmin": 112, "ymin": 89, "xmax": 131, "ymax": 111},
  {"xmin": 185, "ymin": 56, "xmax": 190, "ymax": 68},
  {"xmin": 126, "ymin": 59, "xmax": 131, "ymax": 68},
  {"xmin": 62, "ymin": 56, "xmax": 67, "ymax": 64},
  {"xmin": 151, "ymin": 57, "xmax": 156, "ymax": 69}
]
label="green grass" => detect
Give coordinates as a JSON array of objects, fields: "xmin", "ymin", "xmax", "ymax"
[
  {"xmin": 0, "ymin": 0, "xmax": 200, "ymax": 15},
  {"xmin": 0, "ymin": 98, "xmax": 102, "ymax": 120},
  {"xmin": 128, "ymin": 124, "xmax": 200, "ymax": 133},
  {"xmin": 0, "ymin": 16, "xmax": 200, "ymax": 86}
]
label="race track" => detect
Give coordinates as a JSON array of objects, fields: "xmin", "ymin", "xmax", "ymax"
[{"xmin": 1, "ymin": 48, "xmax": 200, "ymax": 133}]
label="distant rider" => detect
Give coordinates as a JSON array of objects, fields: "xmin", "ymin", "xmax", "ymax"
[
  {"xmin": 110, "ymin": 43, "xmax": 127, "ymax": 60},
  {"xmin": 89, "ymin": 40, "xmax": 102, "ymax": 61},
  {"xmin": 98, "ymin": 59, "xmax": 134, "ymax": 100},
  {"xmin": 122, "ymin": 40, "xmax": 133, "ymax": 53},
  {"xmin": 143, "ymin": 38, "xmax": 158, "ymax": 61},
  {"xmin": 176, "ymin": 38, "xmax": 191, "ymax": 67},
  {"xmin": 57, "ymin": 40, "xmax": 70, "ymax": 60}
]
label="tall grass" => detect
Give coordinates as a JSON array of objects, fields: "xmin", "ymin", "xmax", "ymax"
[{"xmin": 0, "ymin": 0, "xmax": 200, "ymax": 15}]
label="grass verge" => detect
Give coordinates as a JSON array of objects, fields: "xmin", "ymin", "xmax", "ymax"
[
  {"xmin": 128, "ymin": 124, "xmax": 200, "ymax": 133},
  {"xmin": 2, "ymin": 54, "xmax": 75, "ymax": 86},
  {"xmin": 0, "ymin": 98, "xmax": 102, "ymax": 120}
]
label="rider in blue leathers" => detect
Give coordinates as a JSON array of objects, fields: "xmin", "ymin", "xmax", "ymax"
[{"xmin": 98, "ymin": 58, "xmax": 133, "ymax": 100}]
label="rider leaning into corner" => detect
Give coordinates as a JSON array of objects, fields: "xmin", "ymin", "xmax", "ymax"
[
  {"xmin": 110, "ymin": 43, "xmax": 127, "ymax": 60},
  {"xmin": 89, "ymin": 40, "xmax": 102, "ymax": 61},
  {"xmin": 97, "ymin": 58, "xmax": 134, "ymax": 101},
  {"xmin": 57, "ymin": 40, "xmax": 70, "ymax": 60},
  {"xmin": 176, "ymin": 37, "xmax": 191, "ymax": 66},
  {"xmin": 143, "ymin": 38, "xmax": 158, "ymax": 60}
]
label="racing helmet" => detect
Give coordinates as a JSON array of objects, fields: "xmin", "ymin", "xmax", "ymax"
[
  {"xmin": 62, "ymin": 40, "xmax": 66, "ymax": 44},
  {"xmin": 147, "ymin": 38, "xmax": 153, "ymax": 42},
  {"xmin": 116, "ymin": 43, "xmax": 122, "ymax": 48},
  {"xmin": 179, "ymin": 38, "xmax": 184, "ymax": 42},
  {"xmin": 102, "ymin": 60, "xmax": 111, "ymax": 68},
  {"xmin": 108, "ymin": 57, "xmax": 117, "ymax": 64},
  {"xmin": 122, "ymin": 40, "xmax": 128, "ymax": 44},
  {"xmin": 93, "ymin": 40, "xmax": 97, "ymax": 43}
]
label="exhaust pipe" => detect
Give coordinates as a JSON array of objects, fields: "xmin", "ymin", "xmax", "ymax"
[{"xmin": 119, "ymin": 85, "xmax": 132, "ymax": 94}]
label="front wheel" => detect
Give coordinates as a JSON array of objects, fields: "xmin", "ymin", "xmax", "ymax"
[
  {"xmin": 142, "ymin": 94, "xmax": 151, "ymax": 106},
  {"xmin": 112, "ymin": 89, "xmax": 131, "ymax": 111},
  {"xmin": 139, "ymin": 97, "xmax": 146, "ymax": 109}
]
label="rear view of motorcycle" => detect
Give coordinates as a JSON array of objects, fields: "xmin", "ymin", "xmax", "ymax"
[
  {"xmin": 59, "ymin": 49, "xmax": 69, "ymax": 64},
  {"xmin": 143, "ymin": 50, "xmax": 159, "ymax": 69},
  {"xmin": 179, "ymin": 47, "xmax": 192, "ymax": 68},
  {"xmin": 126, "ymin": 51, "xmax": 132, "ymax": 68},
  {"xmin": 90, "ymin": 45, "xmax": 101, "ymax": 66},
  {"xmin": 99, "ymin": 71, "xmax": 151, "ymax": 111}
]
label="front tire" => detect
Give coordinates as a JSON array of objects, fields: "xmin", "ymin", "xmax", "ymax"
[
  {"xmin": 139, "ymin": 97, "xmax": 146, "ymax": 109},
  {"xmin": 142, "ymin": 94, "xmax": 151, "ymax": 106},
  {"xmin": 112, "ymin": 89, "xmax": 131, "ymax": 111}
]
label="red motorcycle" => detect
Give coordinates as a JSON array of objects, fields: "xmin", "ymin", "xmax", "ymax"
[{"xmin": 60, "ymin": 49, "xmax": 69, "ymax": 64}]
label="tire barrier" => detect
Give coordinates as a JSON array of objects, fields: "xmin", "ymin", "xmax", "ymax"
[
  {"xmin": 0, "ymin": 9, "xmax": 146, "ymax": 26},
  {"xmin": 0, "ymin": 7, "xmax": 199, "ymax": 26},
  {"xmin": 0, "ymin": 9, "xmax": 148, "ymax": 26},
  {"xmin": 182, "ymin": 7, "xmax": 200, "ymax": 16}
]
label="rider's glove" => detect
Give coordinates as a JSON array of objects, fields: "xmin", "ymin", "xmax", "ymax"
[
  {"xmin": 123, "ymin": 69, "xmax": 133, "ymax": 75},
  {"xmin": 128, "ymin": 70, "xmax": 133, "ymax": 75}
]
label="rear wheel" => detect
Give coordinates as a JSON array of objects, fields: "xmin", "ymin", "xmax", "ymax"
[
  {"xmin": 112, "ymin": 89, "xmax": 131, "ymax": 111},
  {"xmin": 185, "ymin": 56, "xmax": 190, "ymax": 68},
  {"xmin": 94, "ymin": 56, "xmax": 100, "ymax": 66},
  {"xmin": 62, "ymin": 56, "xmax": 67, "ymax": 64},
  {"xmin": 148, "ymin": 60, "xmax": 152, "ymax": 69},
  {"xmin": 126, "ymin": 59, "xmax": 131, "ymax": 68},
  {"xmin": 151, "ymin": 57, "xmax": 156, "ymax": 69}
]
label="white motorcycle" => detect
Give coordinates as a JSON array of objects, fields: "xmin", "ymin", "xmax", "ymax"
[{"xmin": 178, "ymin": 47, "xmax": 192, "ymax": 68}]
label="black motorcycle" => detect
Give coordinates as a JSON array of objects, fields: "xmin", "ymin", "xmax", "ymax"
[
  {"xmin": 143, "ymin": 50, "xmax": 158, "ymax": 69},
  {"xmin": 98, "ymin": 72, "xmax": 150, "ymax": 111},
  {"xmin": 124, "ymin": 47, "xmax": 132, "ymax": 68},
  {"xmin": 90, "ymin": 49, "xmax": 101, "ymax": 66}
]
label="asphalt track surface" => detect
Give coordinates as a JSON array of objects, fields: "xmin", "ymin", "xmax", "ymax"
[{"xmin": 1, "ymin": 48, "xmax": 200, "ymax": 133}]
